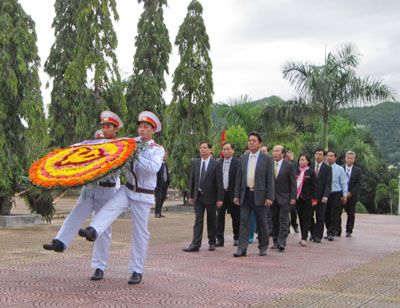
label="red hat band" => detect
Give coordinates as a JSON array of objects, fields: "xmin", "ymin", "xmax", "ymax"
[
  {"xmin": 140, "ymin": 116, "xmax": 157, "ymax": 129},
  {"xmin": 101, "ymin": 116, "xmax": 119, "ymax": 127}
]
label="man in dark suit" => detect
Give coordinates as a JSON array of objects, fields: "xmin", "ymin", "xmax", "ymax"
[
  {"xmin": 343, "ymin": 151, "xmax": 362, "ymax": 237},
  {"xmin": 309, "ymin": 148, "xmax": 332, "ymax": 243},
  {"xmin": 233, "ymin": 132, "xmax": 275, "ymax": 257},
  {"xmin": 183, "ymin": 142, "xmax": 224, "ymax": 252},
  {"xmin": 155, "ymin": 151, "xmax": 170, "ymax": 218},
  {"xmin": 216, "ymin": 142, "xmax": 240, "ymax": 247},
  {"xmin": 271, "ymin": 145, "xmax": 297, "ymax": 251},
  {"xmin": 285, "ymin": 150, "xmax": 300, "ymax": 234}
]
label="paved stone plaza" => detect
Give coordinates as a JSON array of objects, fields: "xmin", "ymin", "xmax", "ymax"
[{"xmin": 1, "ymin": 198, "xmax": 400, "ymax": 307}]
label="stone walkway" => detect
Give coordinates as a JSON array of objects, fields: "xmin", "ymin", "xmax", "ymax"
[{"xmin": 1, "ymin": 201, "xmax": 400, "ymax": 307}]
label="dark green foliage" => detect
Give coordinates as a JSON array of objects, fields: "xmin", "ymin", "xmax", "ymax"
[
  {"xmin": 166, "ymin": 0, "xmax": 213, "ymax": 202},
  {"xmin": 355, "ymin": 202, "xmax": 368, "ymax": 214},
  {"xmin": 343, "ymin": 102, "xmax": 400, "ymax": 166},
  {"xmin": 46, "ymin": 0, "xmax": 126, "ymax": 147},
  {"xmin": 125, "ymin": 0, "xmax": 171, "ymax": 141},
  {"xmin": 0, "ymin": 0, "xmax": 47, "ymax": 214},
  {"xmin": 18, "ymin": 177, "xmax": 55, "ymax": 223}
]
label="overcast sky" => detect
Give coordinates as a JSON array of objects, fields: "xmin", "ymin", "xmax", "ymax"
[{"xmin": 19, "ymin": 0, "xmax": 399, "ymax": 109}]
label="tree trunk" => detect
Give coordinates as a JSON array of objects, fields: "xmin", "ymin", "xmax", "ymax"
[
  {"xmin": 0, "ymin": 197, "xmax": 12, "ymax": 215},
  {"xmin": 322, "ymin": 117, "xmax": 329, "ymax": 150}
]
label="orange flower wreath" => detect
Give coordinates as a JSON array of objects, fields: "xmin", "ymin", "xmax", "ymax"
[{"xmin": 29, "ymin": 138, "xmax": 136, "ymax": 189}]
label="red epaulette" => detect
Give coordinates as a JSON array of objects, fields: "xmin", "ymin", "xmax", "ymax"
[{"xmin": 150, "ymin": 142, "xmax": 163, "ymax": 148}]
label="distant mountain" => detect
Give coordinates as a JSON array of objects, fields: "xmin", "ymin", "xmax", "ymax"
[{"xmin": 343, "ymin": 102, "xmax": 400, "ymax": 165}]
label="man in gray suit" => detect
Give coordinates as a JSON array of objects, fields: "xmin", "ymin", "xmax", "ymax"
[
  {"xmin": 270, "ymin": 145, "xmax": 297, "ymax": 251},
  {"xmin": 233, "ymin": 132, "xmax": 275, "ymax": 257},
  {"xmin": 183, "ymin": 142, "xmax": 224, "ymax": 252}
]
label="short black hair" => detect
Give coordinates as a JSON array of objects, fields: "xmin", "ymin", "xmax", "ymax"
[
  {"xmin": 298, "ymin": 153, "xmax": 311, "ymax": 166},
  {"xmin": 327, "ymin": 150, "xmax": 337, "ymax": 157},
  {"xmin": 200, "ymin": 141, "xmax": 212, "ymax": 149},
  {"xmin": 248, "ymin": 131, "xmax": 262, "ymax": 143},
  {"xmin": 314, "ymin": 147, "xmax": 326, "ymax": 155},
  {"xmin": 222, "ymin": 141, "xmax": 235, "ymax": 150}
]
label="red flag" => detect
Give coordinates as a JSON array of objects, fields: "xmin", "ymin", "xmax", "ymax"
[{"xmin": 220, "ymin": 128, "xmax": 226, "ymax": 158}]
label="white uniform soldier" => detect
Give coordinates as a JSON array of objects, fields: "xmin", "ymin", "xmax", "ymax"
[
  {"xmin": 43, "ymin": 111, "xmax": 122, "ymax": 281},
  {"xmin": 79, "ymin": 111, "xmax": 164, "ymax": 285}
]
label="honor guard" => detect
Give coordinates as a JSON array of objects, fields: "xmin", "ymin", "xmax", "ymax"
[
  {"xmin": 79, "ymin": 111, "xmax": 164, "ymax": 285},
  {"xmin": 43, "ymin": 111, "xmax": 122, "ymax": 281}
]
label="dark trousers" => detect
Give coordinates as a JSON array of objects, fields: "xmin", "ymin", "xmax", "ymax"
[
  {"xmin": 265, "ymin": 206, "xmax": 272, "ymax": 235},
  {"xmin": 271, "ymin": 201, "xmax": 290, "ymax": 247},
  {"xmin": 289, "ymin": 204, "xmax": 298, "ymax": 229},
  {"xmin": 155, "ymin": 184, "xmax": 168, "ymax": 215},
  {"xmin": 310, "ymin": 201, "xmax": 326, "ymax": 240},
  {"xmin": 326, "ymin": 191, "xmax": 342, "ymax": 236},
  {"xmin": 217, "ymin": 191, "xmax": 240, "ymax": 242},
  {"xmin": 190, "ymin": 194, "xmax": 217, "ymax": 248},
  {"xmin": 237, "ymin": 190, "xmax": 268, "ymax": 252},
  {"xmin": 344, "ymin": 197, "xmax": 357, "ymax": 234},
  {"xmin": 296, "ymin": 198, "xmax": 313, "ymax": 241}
]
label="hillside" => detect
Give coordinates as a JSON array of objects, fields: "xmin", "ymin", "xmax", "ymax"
[{"xmin": 343, "ymin": 102, "xmax": 400, "ymax": 165}]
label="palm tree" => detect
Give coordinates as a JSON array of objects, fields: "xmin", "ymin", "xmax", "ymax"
[
  {"xmin": 214, "ymin": 94, "xmax": 260, "ymax": 133},
  {"xmin": 374, "ymin": 179, "xmax": 399, "ymax": 214},
  {"xmin": 282, "ymin": 43, "xmax": 394, "ymax": 149}
]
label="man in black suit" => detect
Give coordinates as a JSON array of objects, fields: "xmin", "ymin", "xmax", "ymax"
[
  {"xmin": 155, "ymin": 151, "xmax": 170, "ymax": 218},
  {"xmin": 233, "ymin": 132, "xmax": 275, "ymax": 257},
  {"xmin": 183, "ymin": 142, "xmax": 224, "ymax": 252},
  {"xmin": 285, "ymin": 150, "xmax": 300, "ymax": 234},
  {"xmin": 343, "ymin": 151, "xmax": 362, "ymax": 237},
  {"xmin": 216, "ymin": 142, "xmax": 240, "ymax": 247},
  {"xmin": 271, "ymin": 145, "xmax": 297, "ymax": 251},
  {"xmin": 309, "ymin": 148, "xmax": 332, "ymax": 243}
]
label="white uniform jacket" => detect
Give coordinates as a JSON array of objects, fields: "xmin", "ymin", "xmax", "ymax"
[{"xmin": 125, "ymin": 138, "xmax": 165, "ymax": 204}]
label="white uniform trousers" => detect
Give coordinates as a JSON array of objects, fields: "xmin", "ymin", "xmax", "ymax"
[
  {"xmin": 55, "ymin": 194, "xmax": 112, "ymax": 271},
  {"xmin": 89, "ymin": 186, "xmax": 152, "ymax": 274}
]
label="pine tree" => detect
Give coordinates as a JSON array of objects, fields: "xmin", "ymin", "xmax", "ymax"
[
  {"xmin": 0, "ymin": 0, "xmax": 47, "ymax": 214},
  {"xmin": 166, "ymin": 0, "xmax": 213, "ymax": 201},
  {"xmin": 47, "ymin": 0, "xmax": 126, "ymax": 144},
  {"xmin": 125, "ymin": 0, "xmax": 171, "ymax": 139}
]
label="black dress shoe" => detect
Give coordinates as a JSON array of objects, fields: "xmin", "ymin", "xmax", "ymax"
[
  {"xmin": 313, "ymin": 238, "xmax": 321, "ymax": 243},
  {"xmin": 78, "ymin": 227, "xmax": 97, "ymax": 242},
  {"xmin": 294, "ymin": 227, "xmax": 300, "ymax": 233},
  {"xmin": 271, "ymin": 244, "xmax": 279, "ymax": 249},
  {"xmin": 233, "ymin": 250, "xmax": 247, "ymax": 257},
  {"xmin": 233, "ymin": 240, "xmax": 239, "ymax": 246},
  {"xmin": 91, "ymin": 269, "xmax": 103, "ymax": 281},
  {"xmin": 215, "ymin": 240, "xmax": 224, "ymax": 247},
  {"xmin": 259, "ymin": 248, "xmax": 267, "ymax": 256},
  {"xmin": 128, "ymin": 272, "xmax": 142, "ymax": 285},
  {"xmin": 43, "ymin": 239, "xmax": 65, "ymax": 252},
  {"xmin": 208, "ymin": 244, "xmax": 216, "ymax": 251},
  {"xmin": 182, "ymin": 246, "xmax": 199, "ymax": 252},
  {"xmin": 346, "ymin": 232, "xmax": 352, "ymax": 238},
  {"xmin": 328, "ymin": 235, "xmax": 334, "ymax": 241},
  {"xmin": 278, "ymin": 245, "xmax": 285, "ymax": 252}
]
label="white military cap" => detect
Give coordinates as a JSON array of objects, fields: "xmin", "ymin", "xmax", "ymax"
[
  {"xmin": 138, "ymin": 111, "xmax": 161, "ymax": 133},
  {"xmin": 94, "ymin": 129, "xmax": 104, "ymax": 139},
  {"xmin": 100, "ymin": 110, "xmax": 123, "ymax": 128}
]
